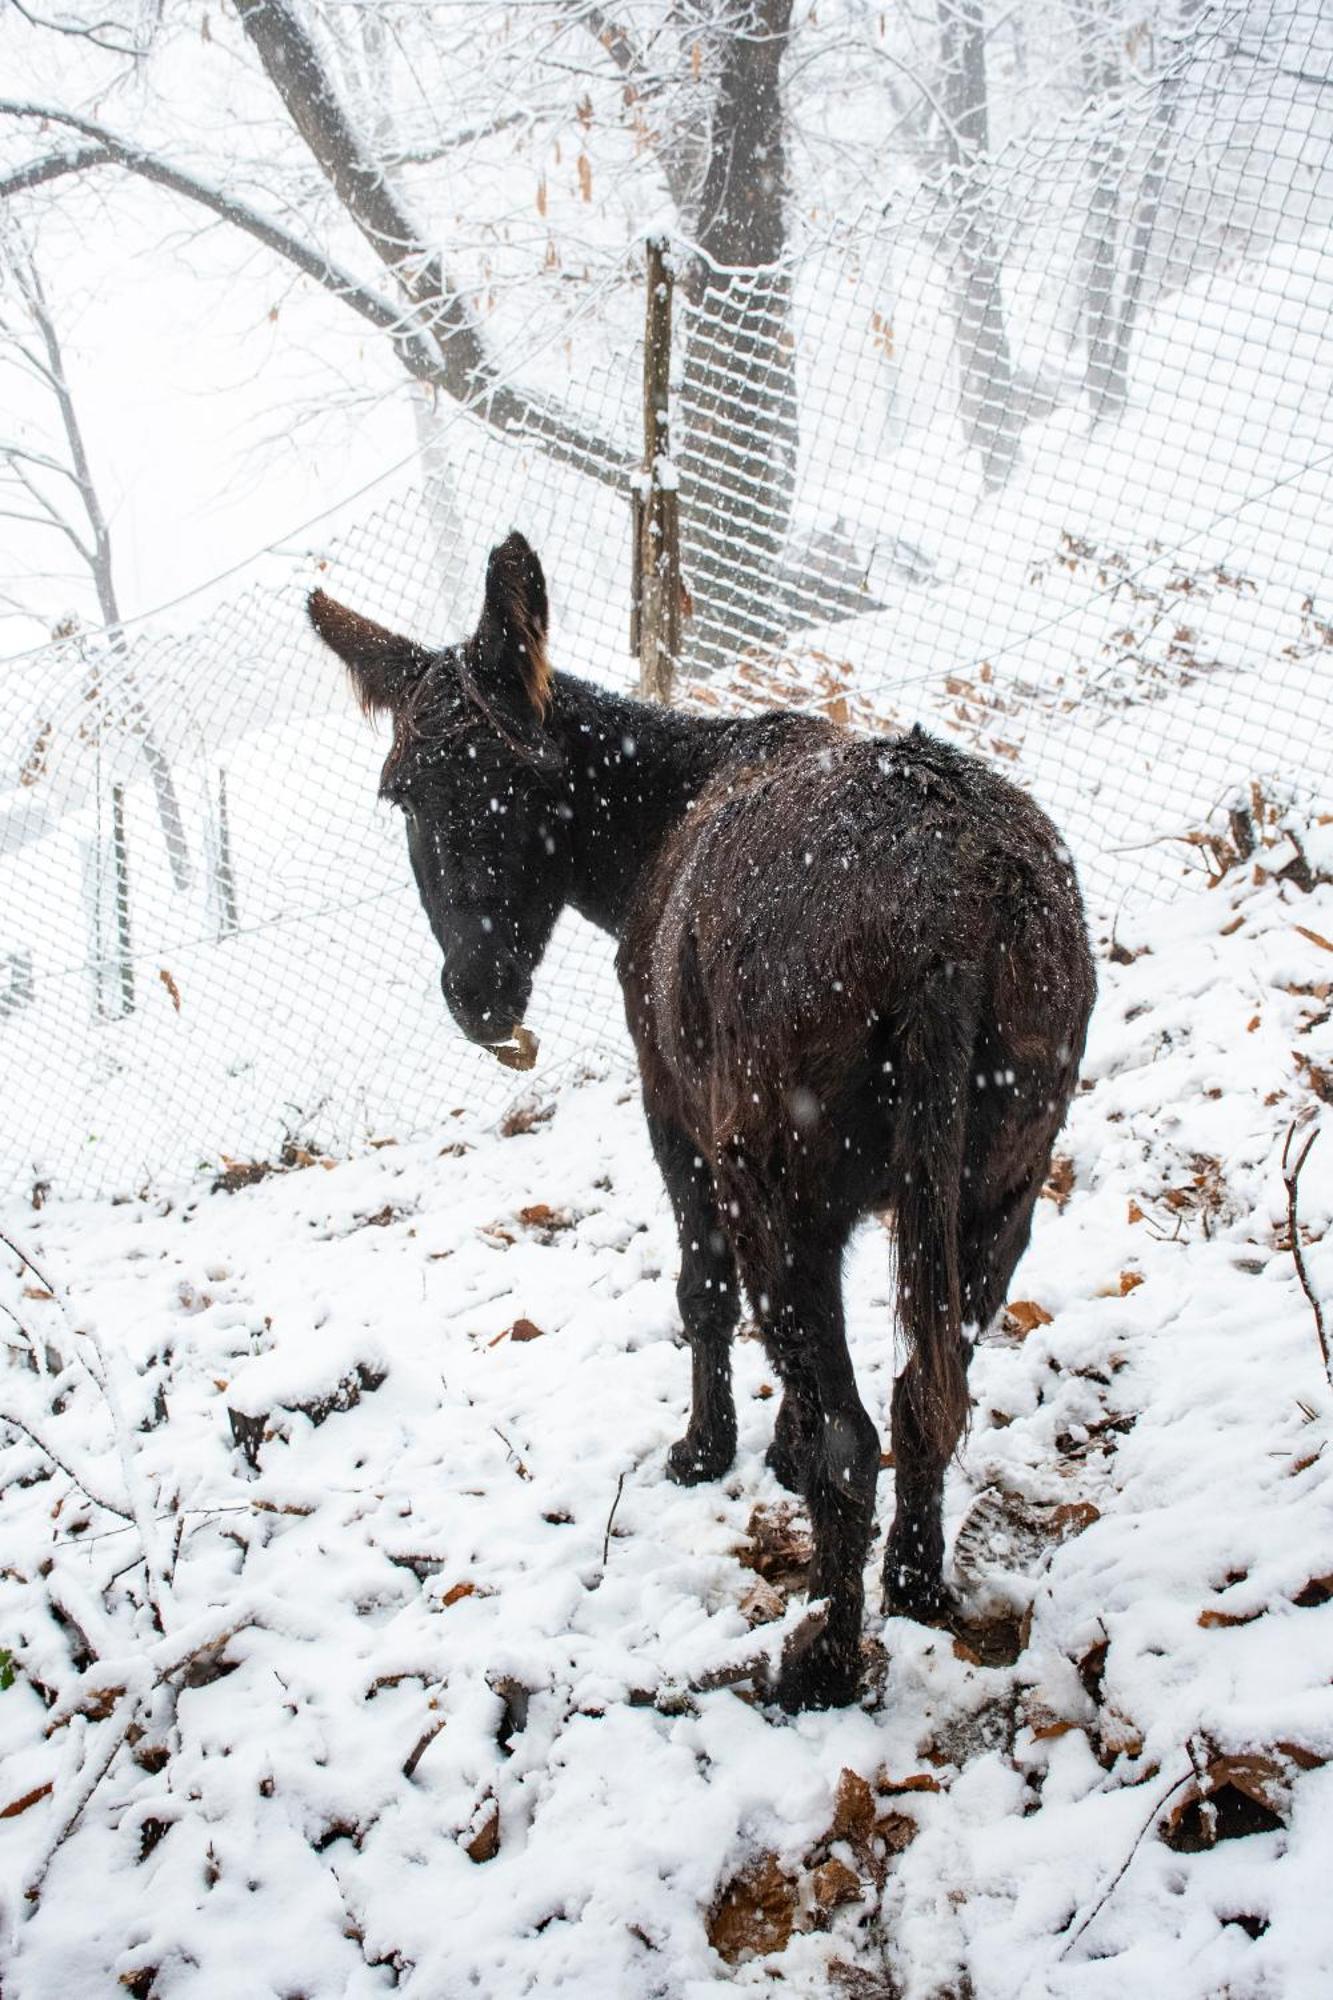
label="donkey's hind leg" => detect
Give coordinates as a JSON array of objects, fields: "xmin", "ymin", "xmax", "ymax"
[
  {"xmin": 883, "ymin": 1166, "xmax": 1045, "ymax": 1619},
  {"xmin": 648, "ymin": 1112, "xmax": 740, "ymax": 1486},
  {"xmin": 738, "ymin": 1223, "xmax": 879, "ymax": 1711}
]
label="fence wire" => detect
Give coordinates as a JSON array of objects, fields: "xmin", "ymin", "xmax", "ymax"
[{"xmin": 3, "ymin": 13, "xmax": 1332, "ymax": 1196}]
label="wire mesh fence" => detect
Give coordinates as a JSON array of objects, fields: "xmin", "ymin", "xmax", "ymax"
[{"xmin": 3, "ymin": 11, "xmax": 1331, "ymax": 1197}]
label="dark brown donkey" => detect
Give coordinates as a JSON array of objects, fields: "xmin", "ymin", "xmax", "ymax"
[{"xmin": 309, "ymin": 532, "xmax": 1096, "ymax": 1712}]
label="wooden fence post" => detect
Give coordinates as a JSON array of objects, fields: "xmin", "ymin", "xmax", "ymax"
[
  {"xmin": 634, "ymin": 236, "xmax": 682, "ymax": 703},
  {"xmin": 214, "ymin": 767, "xmax": 239, "ymax": 939},
  {"xmin": 111, "ymin": 781, "xmax": 135, "ymax": 1018}
]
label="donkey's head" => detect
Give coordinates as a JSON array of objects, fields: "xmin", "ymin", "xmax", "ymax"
[{"xmin": 308, "ymin": 533, "xmax": 568, "ymax": 1055}]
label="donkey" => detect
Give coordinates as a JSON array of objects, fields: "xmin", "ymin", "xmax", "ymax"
[{"xmin": 308, "ymin": 532, "xmax": 1096, "ymax": 1712}]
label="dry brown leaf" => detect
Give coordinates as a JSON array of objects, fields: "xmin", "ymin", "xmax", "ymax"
[
  {"xmin": 1029, "ymin": 1717, "xmax": 1079, "ymax": 1742},
  {"xmin": 0, "ymin": 1780, "xmax": 52, "ymax": 1819},
  {"xmin": 1005, "ymin": 1300, "xmax": 1053, "ymax": 1336},
  {"xmin": 577, "ymin": 153, "xmax": 592, "ymax": 202},
  {"xmin": 465, "ymin": 1798, "xmax": 500, "ymax": 1863},
  {"xmin": 829, "ymin": 1768, "xmax": 876, "ymax": 1848},
  {"xmin": 1042, "ymin": 1156, "xmax": 1076, "ymax": 1208},
  {"xmin": 1161, "ymin": 1747, "xmax": 1321, "ymax": 1852},
  {"xmin": 1198, "ymin": 1605, "xmax": 1262, "ymax": 1629},
  {"xmin": 877, "ymin": 1771, "xmax": 942, "ymax": 1796},
  {"xmin": 810, "ymin": 1858, "xmax": 862, "ymax": 1913},
  {"xmin": 1119, "ymin": 1270, "xmax": 1145, "ymax": 1295},
  {"xmin": 707, "ymin": 1854, "xmax": 797, "ymax": 1963},
  {"xmin": 158, "ymin": 968, "xmax": 182, "ymax": 1013},
  {"xmin": 736, "ymin": 1503, "xmax": 812, "ymax": 1593},
  {"xmin": 738, "ymin": 1577, "xmax": 785, "ymax": 1626},
  {"xmin": 1127, "ymin": 1199, "xmax": 1145, "ymax": 1224},
  {"xmin": 506, "ymin": 1318, "xmax": 545, "ymax": 1343},
  {"xmin": 535, "ymin": 174, "xmax": 547, "ymax": 217},
  {"xmin": 441, "ymin": 1581, "xmax": 476, "ymax": 1608},
  {"xmin": 1295, "ymin": 924, "xmax": 1333, "ymax": 955}
]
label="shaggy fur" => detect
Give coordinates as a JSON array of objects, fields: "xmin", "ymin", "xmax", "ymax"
[{"xmin": 309, "ymin": 532, "xmax": 1096, "ymax": 1712}]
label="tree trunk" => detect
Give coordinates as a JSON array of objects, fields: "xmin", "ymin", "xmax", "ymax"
[
  {"xmin": 1070, "ymin": 0, "xmax": 1125, "ymax": 415},
  {"xmin": 935, "ymin": 0, "xmax": 1020, "ymax": 491},
  {"xmin": 19, "ymin": 250, "xmax": 191, "ymax": 889},
  {"xmin": 1097, "ymin": 0, "xmax": 1201, "ymax": 421},
  {"xmin": 677, "ymin": 0, "xmax": 798, "ymax": 675}
]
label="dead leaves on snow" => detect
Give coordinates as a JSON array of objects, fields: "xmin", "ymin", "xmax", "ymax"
[
  {"xmin": 1161, "ymin": 1743, "xmax": 1324, "ymax": 1853},
  {"xmin": 706, "ymin": 1767, "xmax": 925, "ymax": 1965}
]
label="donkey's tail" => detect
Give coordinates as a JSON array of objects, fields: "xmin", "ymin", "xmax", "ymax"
[{"xmin": 890, "ymin": 966, "xmax": 977, "ymax": 1460}]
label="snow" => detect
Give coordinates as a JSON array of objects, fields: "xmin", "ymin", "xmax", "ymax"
[{"xmin": 1, "ymin": 827, "xmax": 1329, "ymax": 1998}]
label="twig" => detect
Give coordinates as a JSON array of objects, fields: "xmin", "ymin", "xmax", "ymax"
[
  {"xmin": 1058, "ymin": 1762, "xmax": 1193, "ymax": 1959},
  {"xmin": 490, "ymin": 1424, "xmax": 532, "ymax": 1481},
  {"xmin": 0, "ymin": 1407, "xmax": 132, "ymax": 1520},
  {"xmin": 602, "ymin": 1469, "xmax": 627, "ymax": 1568},
  {"xmin": 402, "ymin": 1712, "xmax": 447, "ymax": 1781},
  {"xmin": 22, "ymin": 1691, "xmax": 138, "ymax": 1913},
  {"xmin": 1282, "ymin": 1123, "xmax": 1329, "ymax": 1388}
]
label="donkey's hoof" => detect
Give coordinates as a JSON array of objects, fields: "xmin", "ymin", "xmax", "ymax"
[
  {"xmin": 882, "ymin": 1564, "xmax": 952, "ymax": 1625},
  {"xmin": 764, "ymin": 1437, "xmax": 809, "ymax": 1494},
  {"xmin": 666, "ymin": 1432, "xmax": 734, "ymax": 1486},
  {"xmin": 774, "ymin": 1625, "xmax": 861, "ymax": 1713}
]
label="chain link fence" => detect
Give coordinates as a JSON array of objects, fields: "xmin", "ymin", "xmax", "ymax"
[{"xmin": 3, "ymin": 12, "xmax": 1332, "ymax": 1196}]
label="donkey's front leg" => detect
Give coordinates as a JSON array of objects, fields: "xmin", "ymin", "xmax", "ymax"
[
  {"xmin": 744, "ymin": 1232, "xmax": 880, "ymax": 1711},
  {"xmin": 647, "ymin": 1113, "xmax": 739, "ymax": 1485}
]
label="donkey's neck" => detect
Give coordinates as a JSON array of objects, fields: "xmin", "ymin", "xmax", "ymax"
[{"xmin": 547, "ymin": 673, "xmax": 742, "ymax": 936}]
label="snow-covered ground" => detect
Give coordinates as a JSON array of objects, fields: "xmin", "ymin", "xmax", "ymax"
[{"xmin": 0, "ymin": 804, "xmax": 1329, "ymax": 1999}]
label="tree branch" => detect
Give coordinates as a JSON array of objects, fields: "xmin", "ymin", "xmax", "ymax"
[
  {"xmin": 0, "ymin": 100, "xmax": 627, "ymax": 487},
  {"xmin": 1282, "ymin": 1123, "xmax": 1329, "ymax": 1388}
]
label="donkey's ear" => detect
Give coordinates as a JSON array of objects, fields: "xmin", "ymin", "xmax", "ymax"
[
  {"xmin": 473, "ymin": 532, "xmax": 552, "ymax": 721},
  {"xmin": 307, "ymin": 589, "xmax": 429, "ymax": 719}
]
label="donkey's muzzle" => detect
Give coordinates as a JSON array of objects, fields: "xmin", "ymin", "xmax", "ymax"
[{"xmin": 440, "ymin": 953, "xmax": 533, "ymax": 1051}]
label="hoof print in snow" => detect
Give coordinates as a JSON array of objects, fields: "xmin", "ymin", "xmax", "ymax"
[
  {"xmin": 707, "ymin": 1853, "xmax": 798, "ymax": 1965},
  {"xmin": 953, "ymin": 1489, "xmax": 1100, "ymax": 1586}
]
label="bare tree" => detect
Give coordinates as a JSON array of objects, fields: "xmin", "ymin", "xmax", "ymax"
[
  {"xmin": 0, "ymin": 220, "xmax": 190, "ymax": 887},
  {"xmin": 934, "ymin": 0, "xmax": 1021, "ymax": 491},
  {"xmin": 0, "ymin": 0, "xmax": 809, "ymax": 673}
]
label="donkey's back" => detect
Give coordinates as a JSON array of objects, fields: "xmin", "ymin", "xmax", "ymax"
[{"xmin": 625, "ymin": 721, "xmax": 1090, "ymax": 1187}]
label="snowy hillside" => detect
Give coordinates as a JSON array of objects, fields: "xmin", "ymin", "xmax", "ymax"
[{"xmin": 0, "ymin": 798, "xmax": 1329, "ymax": 1999}]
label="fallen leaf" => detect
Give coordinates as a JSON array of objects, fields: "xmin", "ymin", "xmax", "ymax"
[
  {"xmin": 1004, "ymin": 1300, "xmax": 1053, "ymax": 1336},
  {"xmin": 1119, "ymin": 1270, "xmax": 1144, "ymax": 1295},
  {"xmin": 810, "ymin": 1857, "xmax": 862, "ymax": 1913},
  {"xmin": 464, "ymin": 1798, "xmax": 500, "ymax": 1863},
  {"xmin": 1295, "ymin": 924, "xmax": 1333, "ymax": 955},
  {"xmin": 707, "ymin": 1853, "xmax": 797, "ymax": 1963},
  {"xmin": 829, "ymin": 1768, "xmax": 876, "ymax": 1848},
  {"xmin": 158, "ymin": 968, "xmax": 182, "ymax": 1013},
  {"xmin": 506, "ymin": 1318, "xmax": 545, "ymax": 1343},
  {"xmin": 441, "ymin": 1582, "xmax": 476, "ymax": 1608},
  {"xmin": 0, "ymin": 1781, "xmax": 52, "ymax": 1819},
  {"xmin": 1127, "ymin": 1200, "xmax": 1145, "ymax": 1224},
  {"xmin": 738, "ymin": 1577, "xmax": 785, "ymax": 1626}
]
